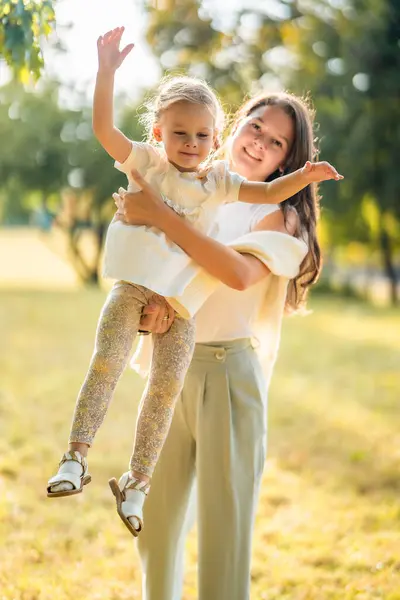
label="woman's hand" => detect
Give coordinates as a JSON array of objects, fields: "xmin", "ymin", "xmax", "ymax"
[
  {"xmin": 139, "ymin": 295, "xmax": 175, "ymax": 334},
  {"xmin": 97, "ymin": 27, "xmax": 134, "ymax": 73},
  {"xmin": 113, "ymin": 169, "xmax": 169, "ymax": 227},
  {"xmin": 301, "ymin": 160, "xmax": 344, "ymax": 182}
]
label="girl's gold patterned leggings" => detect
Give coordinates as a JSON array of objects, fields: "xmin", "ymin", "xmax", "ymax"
[{"xmin": 69, "ymin": 281, "xmax": 195, "ymax": 478}]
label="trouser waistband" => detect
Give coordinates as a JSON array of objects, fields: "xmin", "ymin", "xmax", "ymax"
[{"xmin": 192, "ymin": 338, "xmax": 255, "ymax": 362}]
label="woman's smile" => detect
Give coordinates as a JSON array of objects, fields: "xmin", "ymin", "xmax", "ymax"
[{"xmin": 243, "ymin": 146, "xmax": 263, "ymax": 162}]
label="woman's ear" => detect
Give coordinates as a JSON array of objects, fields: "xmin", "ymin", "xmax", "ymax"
[{"xmin": 153, "ymin": 125, "xmax": 162, "ymax": 142}]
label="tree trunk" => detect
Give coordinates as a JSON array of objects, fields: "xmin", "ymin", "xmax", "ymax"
[
  {"xmin": 84, "ymin": 269, "xmax": 100, "ymax": 286},
  {"xmin": 68, "ymin": 225, "xmax": 100, "ymax": 286},
  {"xmin": 84, "ymin": 222, "xmax": 107, "ymax": 287},
  {"xmin": 379, "ymin": 221, "xmax": 398, "ymax": 305}
]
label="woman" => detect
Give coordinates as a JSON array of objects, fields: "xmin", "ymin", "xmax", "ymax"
[{"xmin": 114, "ymin": 91, "xmax": 321, "ymax": 600}]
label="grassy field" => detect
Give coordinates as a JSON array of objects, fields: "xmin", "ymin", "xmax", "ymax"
[{"xmin": 0, "ymin": 289, "xmax": 399, "ymax": 600}]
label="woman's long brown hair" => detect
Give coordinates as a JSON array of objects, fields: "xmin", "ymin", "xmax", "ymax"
[{"xmin": 228, "ymin": 92, "xmax": 322, "ymax": 312}]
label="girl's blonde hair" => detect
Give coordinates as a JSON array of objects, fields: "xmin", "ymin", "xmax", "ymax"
[{"xmin": 141, "ymin": 75, "xmax": 225, "ymax": 149}]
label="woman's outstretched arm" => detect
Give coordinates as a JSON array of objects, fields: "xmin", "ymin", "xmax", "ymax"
[{"xmin": 114, "ymin": 171, "xmax": 296, "ymax": 291}]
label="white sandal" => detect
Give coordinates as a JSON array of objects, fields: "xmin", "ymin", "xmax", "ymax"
[
  {"xmin": 109, "ymin": 472, "xmax": 150, "ymax": 538},
  {"xmin": 47, "ymin": 451, "xmax": 91, "ymax": 498}
]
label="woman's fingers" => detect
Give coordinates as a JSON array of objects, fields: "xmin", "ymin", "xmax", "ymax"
[
  {"xmin": 112, "ymin": 192, "xmax": 122, "ymax": 208},
  {"xmin": 153, "ymin": 300, "xmax": 168, "ymax": 333},
  {"xmin": 142, "ymin": 294, "xmax": 173, "ymax": 334},
  {"xmin": 138, "ymin": 297, "xmax": 176, "ymax": 335},
  {"xmin": 156, "ymin": 300, "xmax": 175, "ymax": 334},
  {"xmin": 114, "ymin": 211, "xmax": 124, "ymax": 221},
  {"xmin": 130, "ymin": 169, "xmax": 152, "ymax": 192},
  {"xmin": 162, "ymin": 303, "xmax": 175, "ymax": 333},
  {"xmin": 113, "ymin": 188, "xmax": 128, "ymax": 212},
  {"xmin": 139, "ymin": 303, "xmax": 160, "ymax": 332}
]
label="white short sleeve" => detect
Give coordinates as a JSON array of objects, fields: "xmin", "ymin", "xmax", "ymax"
[
  {"xmin": 249, "ymin": 204, "xmax": 281, "ymax": 230},
  {"xmin": 114, "ymin": 142, "xmax": 162, "ymax": 185},
  {"xmin": 211, "ymin": 160, "xmax": 246, "ymax": 204}
]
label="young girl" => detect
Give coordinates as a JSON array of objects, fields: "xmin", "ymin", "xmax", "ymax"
[{"xmin": 47, "ymin": 27, "xmax": 342, "ymax": 538}]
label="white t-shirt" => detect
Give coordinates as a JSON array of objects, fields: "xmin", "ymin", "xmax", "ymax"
[
  {"xmin": 195, "ymin": 201, "xmax": 278, "ymax": 343},
  {"xmin": 102, "ymin": 141, "xmax": 245, "ymax": 317}
]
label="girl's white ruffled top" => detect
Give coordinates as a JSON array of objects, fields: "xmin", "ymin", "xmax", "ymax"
[{"xmin": 103, "ymin": 141, "xmax": 244, "ymax": 318}]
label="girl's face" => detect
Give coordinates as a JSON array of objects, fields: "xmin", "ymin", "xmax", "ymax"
[
  {"xmin": 229, "ymin": 104, "xmax": 295, "ymax": 182},
  {"xmin": 153, "ymin": 101, "xmax": 216, "ymax": 172}
]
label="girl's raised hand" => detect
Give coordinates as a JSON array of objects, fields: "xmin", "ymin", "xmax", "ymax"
[
  {"xmin": 302, "ymin": 160, "xmax": 344, "ymax": 183},
  {"xmin": 97, "ymin": 27, "xmax": 134, "ymax": 72}
]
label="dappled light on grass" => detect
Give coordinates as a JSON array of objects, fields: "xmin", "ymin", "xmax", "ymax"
[{"xmin": 0, "ymin": 292, "xmax": 399, "ymax": 599}]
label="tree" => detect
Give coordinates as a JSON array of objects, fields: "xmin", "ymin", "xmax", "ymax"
[
  {"xmin": 0, "ymin": 80, "xmax": 69, "ymax": 225},
  {"xmin": 282, "ymin": 0, "xmax": 400, "ymax": 303},
  {"xmin": 142, "ymin": 0, "xmax": 400, "ymax": 303},
  {"xmin": 144, "ymin": 1, "xmax": 305, "ymax": 108},
  {"xmin": 58, "ymin": 101, "xmax": 145, "ymax": 284},
  {"xmin": 0, "ymin": 1, "xmax": 148, "ymax": 285},
  {"xmin": 0, "ymin": 0, "xmax": 56, "ymax": 81},
  {"xmin": 0, "ymin": 81, "xmax": 145, "ymax": 284}
]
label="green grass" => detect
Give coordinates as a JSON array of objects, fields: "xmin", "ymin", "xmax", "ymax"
[{"xmin": 0, "ymin": 290, "xmax": 399, "ymax": 600}]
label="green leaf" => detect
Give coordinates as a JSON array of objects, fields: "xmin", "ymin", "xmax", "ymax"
[{"xmin": 1, "ymin": 0, "xmax": 55, "ymax": 79}]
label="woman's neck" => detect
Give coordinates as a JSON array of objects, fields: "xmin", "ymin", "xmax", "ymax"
[{"xmin": 227, "ymin": 158, "xmax": 270, "ymax": 182}]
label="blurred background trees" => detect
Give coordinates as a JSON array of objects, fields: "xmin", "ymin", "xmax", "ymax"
[
  {"xmin": 0, "ymin": 79, "xmax": 144, "ymax": 283},
  {"xmin": 144, "ymin": 0, "xmax": 400, "ymax": 302},
  {"xmin": 0, "ymin": 0, "xmax": 399, "ymax": 300}
]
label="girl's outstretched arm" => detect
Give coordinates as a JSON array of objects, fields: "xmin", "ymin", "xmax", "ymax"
[
  {"xmin": 238, "ymin": 160, "xmax": 343, "ymax": 205},
  {"xmin": 92, "ymin": 27, "xmax": 134, "ymax": 163}
]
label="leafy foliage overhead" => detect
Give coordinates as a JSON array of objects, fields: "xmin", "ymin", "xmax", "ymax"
[{"xmin": 0, "ymin": 0, "xmax": 56, "ymax": 81}]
